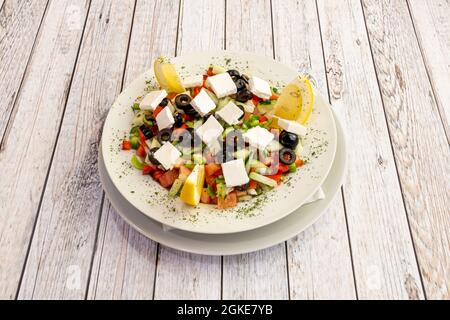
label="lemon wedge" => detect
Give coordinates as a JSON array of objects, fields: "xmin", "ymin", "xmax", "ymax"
[
  {"xmin": 180, "ymin": 164, "xmax": 205, "ymax": 206},
  {"xmin": 154, "ymin": 56, "xmax": 185, "ymax": 94},
  {"xmin": 272, "ymin": 76, "xmax": 314, "ymax": 125}
]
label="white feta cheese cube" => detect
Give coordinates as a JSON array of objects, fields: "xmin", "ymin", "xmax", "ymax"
[
  {"xmin": 156, "ymin": 106, "xmax": 175, "ymax": 130},
  {"xmin": 195, "ymin": 115, "xmax": 224, "ymax": 145},
  {"xmin": 221, "ymin": 159, "xmax": 250, "ymax": 188},
  {"xmin": 243, "ymin": 126, "xmax": 274, "ymax": 150},
  {"xmin": 207, "ymin": 73, "xmax": 237, "ymax": 98},
  {"xmin": 153, "ymin": 142, "xmax": 181, "ymax": 170},
  {"xmin": 249, "ymin": 76, "xmax": 271, "ymax": 100},
  {"xmin": 215, "ymin": 101, "xmax": 244, "ymax": 125},
  {"xmin": 190, "ymin": 88, "xmax": 216, "ymax": 116},
  {"xmin": 183, "ymin": 75, "xmax": 204, "ymax": 88},
  {"xmin": 277, "ymin": 118, "xmax": 307, "ymax": 136},
  {"xmin": 140, "ymin": 90, "xmax": 167, "ymax": 110}
]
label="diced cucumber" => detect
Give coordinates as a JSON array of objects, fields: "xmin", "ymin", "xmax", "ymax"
[
  {"xmin": 217, "ymin": 97, "xmax": 231, "ymax": 109},
  {"xmin": 205, "ymin": 89, "xmax": 219, "ymax": 105},
  {"xmin": 234, "ymin": 149, "xmax": 250, "ymax": 160},
  {"xmin": 259, "ymin": 183, "xmax": 273, "ymax": 192},
  {"xmin": 249, "ymin": 172, "xmax": 277, "ymax": 188},
  {"xmin": 130, "ymin": 126, "xmax": 139, "ymax": 137},
  {"xmin": 247, "ymin": 189, "xmax": 257, "ymax": 196},
  {"xmin": 168, "ymin": 178, "xmax": 184, "ymax": 197},
  {"xmin": 289, "ymin": 163, "xmax": 297, "ymax": 173},
  {"xmin": 131, "ymin": 155, "xmax": 145, "ymax": 170},
  {"xmin": 184, "ymin": 161, "xmax": 195, "ymax": 169},
  {"xmin": 192, "ymin": 153, "xmax": 205, "ymax": 164},
  {"xmin": 250, "ymin": 159, "xmax": 268, "ymax": 170},
  {"xmin": 245, "ymin": 151, "xmax": 254, "ymax": 173},
  {"xmin": 150, "ymin": 138, "xmax": 161, "ymax": 149},
  {"xmin": 131, "ymin": 111, "xmax": 146, "ymax": 127},
  {"xmin": 206, "ymin": 185, "xmax": 216, "ymax": 198},
  {"xmin": 130, "ymin": 136, "xmax": 140, "ymax": 149},
  {"xmin": 211, "ymin": 65, "xmax": 226, "ymax": 74},
  {"xmin": 216, "ymin": 182, "xmax": 227, "ymax": 199},
  {"xmin": 238, "ymin": 195, "xmax": 253, "ymax": 202}
]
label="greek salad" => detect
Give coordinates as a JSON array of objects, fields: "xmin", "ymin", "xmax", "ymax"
[{"xmin": 121, "ymin": 56, "xmax": 314, "ymax": 209}]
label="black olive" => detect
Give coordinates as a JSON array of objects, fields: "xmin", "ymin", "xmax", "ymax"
[
  {"xmin": 227, "ymin": 69, "xmax": 240, "ymax": 77},
  {"xmin": 234, "ymin": 78, "xmax": 247, "ymax": 91},
  {"xmin": 173, "ymin": 112, "xmax": 183, "ymax": 127},
  {"xmin": 235, "ymin": 89, "xmax": 253, "ymax": 102},
  {"xmin": 279, "ymin": 148, "xmax": 296, "ymax": 165},
  {"xmin": 236, "ymin": 182, "xmax": 250, "ymax": 191},
  {"xmin": 157, "ymin": 128, "xmax": 172, "ymax": 144},
  {"xmin": 147, "ymin": 147, "xmax": 161, "ymax": 165},
  {"xmin": 159, "ymin": 98, "xmax": 169, "ymax": 107},
  {"xmin": 175, "ymin": 94, "xmax": 192, "ymax": 110},
  {"xmin": 184, "ymin": 105, "xmax": 198, "ymax": 117},
  {"xmin": 139, "ymin": 124, "xmax": 153, "ymax": 139},
  {"xmin": 279, "ymin": 130, "xmax": 299, "ymax": 149}
]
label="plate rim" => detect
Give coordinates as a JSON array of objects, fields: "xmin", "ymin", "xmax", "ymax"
[
  {"xmin": 98, "ymin": 109, "xmax": 347, "ymax": 255},
  {"xmin": 101, "ymin": 50, "xmax": 337, "ymax": 234}
]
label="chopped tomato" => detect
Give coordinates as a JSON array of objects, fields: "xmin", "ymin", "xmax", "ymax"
[
  {"xmin": 143, "ymin": 164, "xmax": 156, "ymax": 175},
  {"xmin": 259, "ymin": 115, "xmax": 268, "ymax": 123},
  {"xmin": 206, "ymin": 67, "xmax": 214, "ymax": 76},
  {"xmin": 138, "ymin": 128, "xmax": 146, "ymax": 144},
  {"xmin": 205, "ymin": 163, "xmax": 221, "ymax": 177},
  {"xmin": 153, "ymin": 106, "xmax": 164, "ymax": 118},
  {"xmin": 122, "ymin": 140, "xmax": 131, "ymax": 150},
  {"xmin": 167, "ymin": 92, "xmax": 177, "ymax": 100},
  {"xmin": 277, "ymin": 163, "xmax": 289, "ymax": 174},
  {"xmin": 183, "ymin": 113, "xmax": 193, "ymax": 121},
  {"xmin": 217, "ymin": 191, "xmax": 238, "ymax": 209},
  {"xmin": 295, "ymin": 159, "xmax": 304, "ymax": 167},
  {"xmin": 249, "ymin": 180, "xmax": 257, "ymax": 190},
  {"xmin": 200, "ymin": 188, "xmax": 211, "ymax": 204},
  {"xmin": 180, "ymin": 123, "xmax": 189, "ymax": 129},
  {"xmin": 152, "ymin": 170, "xmax": 164, "ymax": 181},
  {"xmin": 270, "ymin": 93, "xmax": 279, "ymax": 100},
  {"xmin": 158, "ymin": 169, "xmax": 179, "ymax": 188},
  {"xmin": 193, "ymin": 86, "xmax": 201, "ymax": 97},
  {"xmin": 267, "ymin": 173, "xmax": 283, "ymax": 185},
  {"xmin": 136, "ymin": 144, "xmax": 146, "ymax": 158},
  {"xmin": 252, "ymin": 96, "xmax": 260, "ymax": 106}
]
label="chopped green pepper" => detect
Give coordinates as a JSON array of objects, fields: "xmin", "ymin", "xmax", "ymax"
[
  {"xmin": 130, "ymin": 136, "xmax": 140, "ymax": 149},
  {"xmin": 288, "ymin": 163, "xmax": 297, "ymax": 173},
  {"xmin": 206, "ymin": 185, "xmax": 216, "ymax": 198},
  {"xmin": 132, "ymin": 103, "xmax": 140, "ymax": 111}
]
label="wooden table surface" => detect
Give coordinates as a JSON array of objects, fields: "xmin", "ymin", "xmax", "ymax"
[{"xmin": 0, "ymin": 0, "xmax": 448, "ymax": 300}]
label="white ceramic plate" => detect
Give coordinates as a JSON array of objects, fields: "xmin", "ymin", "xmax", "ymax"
[
  {"xmin": 101, "ymin": 51, "xmax": 337, "ymax": 234},
  {"xmin": 98, "ymin": 110, "xmax": 346, "ymax": 255}
]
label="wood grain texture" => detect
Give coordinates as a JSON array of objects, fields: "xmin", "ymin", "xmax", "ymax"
[
  {"xmin": 362, "ymin": 0, "xmax": 450, "ymax": 299},
  {"xmin": 0, "ymin": 0, "xmax": 48, "ymax": 141},
  {"xmin": 0, "ymin": 0, "xmax": 90, "ymax": 300},
  {"xmin": 87, "ymin": 0, "xmax": 181, "ymax": 300},
  {"xmin": 407, "ymin": 0, "xmax": 450, "ymax": 139},
  {"xmin": 222, "ymin": 0, "xmax": 288, "ymax": 300},
  {"xmin": 153, "ymin": 0, "xmax": 224, "ymax": 300},
  {"xmin": 271, "ymin": 0, "xmax": 356, "ymax": 300},
  {"xmin": 317, "ymin": 0, "xmax": 424, "ymax": 299},
  {"xmin": 17, "ymin": 0, "xmax": 135, "ymax": 300}
]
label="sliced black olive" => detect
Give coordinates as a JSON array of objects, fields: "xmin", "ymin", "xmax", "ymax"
[
  {"xmin": 159, "ymin": 98, "xmax": 169, "ymax": 107},
  {"xmin": 175, "ymin": 94, "xmax": 192, "ymax": 110},
  {"xmin": 139, "ymin": 124, "xmax": 153, "ymax": 139},
  {"xmin": 234, "ymin": 78, "xmax": 247, "ymax": 91},
  {"xmin": 157, "ymin": 128, "xmax": 172, "ymax": 144},
  {"xmin": 279, "ymin": 148, "xmax": 296, "ymax": 165},
  {"xmin": 227, "ymin": 69, "xmax": 240, "ymax": 77},
  {"xmin": 235, "ymin": 89, "xmax": 253, "ymax": 102},
  {"xmin": 173, "ymin": 112, "xmax": 183, "ymax": 127},
  {"xmin": 184, "ymin": 105, "xmax": 198, "ymax": 117},
  {"xmin": 279, "ymin": 130, "xmax": 299, "ymax": 149},
  {"xmin": 236, "ymin": 182, "xmax": 250, "ymax": 191},
  {"xmin": 147, "ymin": 147, "xmax": 161, "ymax": 165}
]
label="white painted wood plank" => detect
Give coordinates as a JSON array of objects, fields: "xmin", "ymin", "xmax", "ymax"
[
  {"xmin": 272, "ymin": 0, "xmax": 356, "ymax": 300},
  {"xmin": 17, "ymin": 0, "xmax": 135, "ymax": 300},
  {"xmin": 87, "ymin": 0, "xmax": 180, "ymax": 300},
  {"xmin": 317, "ymin": 0, "xmax": 424, "ymax": 299},
  {"xmin": 408, "ymin": 0, "xmax": 450, "ymax": 139},
  {"xmin": 0, "ymin": 0, "xmax": 89, "ymax": 300},
  {"xmin": 362, "ymin": 0, "xmax": 450, "ymax": 300},
  {"xmin": 153, "ymin": 0, "xmax": 224, "ymax": 300},
  {"xmin": 0, "ymin": 0, "xmax": 48, "ymax": 141},
  {"xmin": 222, "ymin": 0, "xmax": 288, "ymax": 300}
]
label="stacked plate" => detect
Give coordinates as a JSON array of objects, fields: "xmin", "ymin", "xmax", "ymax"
[{"xmin": 99, "ymin": 51, "xmax": 347, "ymax": 255}]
